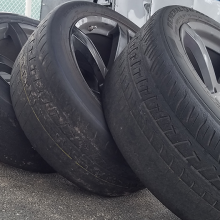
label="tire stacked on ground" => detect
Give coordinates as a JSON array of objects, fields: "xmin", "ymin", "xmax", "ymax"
[
  {"xmin": 0, "ymin": 13, "xmax": 53, "ymax": 173},
  {"xmin": 10, "ymin": 1, "xmax": 144, "ymax": 196},
  {"xmin": 103, "ymin": 6, "xmax": 220, "ymax": 220},
  {"xmin": 7, "ymin": 2, "xmax": 220, "ymax": 220}
]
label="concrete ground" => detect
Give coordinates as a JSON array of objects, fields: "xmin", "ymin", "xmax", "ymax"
[{"xmin": 0, "ymin": 162, "xmax": 179, "ymax": 220}]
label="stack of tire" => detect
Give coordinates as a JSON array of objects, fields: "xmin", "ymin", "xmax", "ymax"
[{"xmin": 1, "ymin": 1, "xmax": 220, "ymax": 220}]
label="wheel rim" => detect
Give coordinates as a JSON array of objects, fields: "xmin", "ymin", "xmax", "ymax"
[
  {"xmin": 70, "ymin": 16, "xmax": 135, "ymax": 101},
  {"xmin": 0, "ymin": 22, "xmax": 36, "ymax": 83},
  {"xmin": 180, "ymin": 22, "xmax": 220, "ymax": 103}
]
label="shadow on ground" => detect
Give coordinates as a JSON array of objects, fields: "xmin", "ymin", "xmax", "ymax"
[{"xmin": 0, "ymin": 162, "xmax": 179, "ymax": 220}]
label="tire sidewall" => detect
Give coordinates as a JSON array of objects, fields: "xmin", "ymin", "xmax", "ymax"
[
  {"xmin": 0, "ymin": 13, "xmax": 38, "ymax": 26},
  {"xmin": 0, "ymin": 14, "xmax": 39, "ymax": 119},
  {"xmin": 13, "ymin": 2, "xmax": 143, "ymax": 193},
  {"xmin": 44, "ymin": 2, "xmax": 139, "ymax": 132}
]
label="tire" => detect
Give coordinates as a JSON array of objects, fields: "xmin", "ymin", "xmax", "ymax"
[
  {"xmin": 10, "ymin": 2, "xmax": 144, "ymax": 196},
  {"xmin": 103, "ymin": 6, "xmax": 220, "ymax": 219},
  {"xmin": 0, "ymin": 13, "xmax": 53, "ymax": 173}
]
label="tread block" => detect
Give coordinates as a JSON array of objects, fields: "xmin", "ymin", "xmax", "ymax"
[{"xmin": 174, "ymin": 141, "xmax": 194, "ymax": 158}]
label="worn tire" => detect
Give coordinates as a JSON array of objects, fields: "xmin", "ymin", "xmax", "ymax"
[
  {"xmin": 0, "ymin": 13, "xmax": 53, "ymax": 172},
  {"xmin": 103, "ymin": 6, "xmax": 220, "ymax": 219},
  {"xmin": 10, "ymin": 2, "xmax": 144, "ymax": 196}
]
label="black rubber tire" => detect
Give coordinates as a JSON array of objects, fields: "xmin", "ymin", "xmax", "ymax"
[
  {"xmin": 10, "ymin": 2, "xmax": 144, "ymax": 196},
  {"xmin": 103, "ymin": 6, "xmax": 220, "ymax": 219},
  {"xmin": 0, "ymin": 13, "xmax": 54, "ymax": 173}
]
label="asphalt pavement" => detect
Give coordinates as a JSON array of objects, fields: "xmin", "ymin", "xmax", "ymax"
[{"xmin": 0, "ymin": 162, "xmax": 179, "ymax": 220}]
